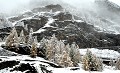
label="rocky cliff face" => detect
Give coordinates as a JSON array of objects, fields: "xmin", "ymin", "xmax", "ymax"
[{"xmin": 3, "ymin": 3, "xmax": 120, "ymax": 48}]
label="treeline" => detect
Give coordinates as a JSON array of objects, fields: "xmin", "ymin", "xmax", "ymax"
[{"xmin": 3, "ymin": 27, "xmax": 120, "ymax": 71}]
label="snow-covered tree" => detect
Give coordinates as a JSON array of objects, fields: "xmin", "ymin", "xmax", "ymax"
[
  {"xmin": 30, "ymin": 28, "xmax": 33, "ymax": 33},
  {"xmin": 39, "ymin": 37, "xmax": 48, "ymax": 49},
  {"xmin": 59, "ymin": 51, "xmax": 73, "ymax": 67},
  {"xmin": 45, "ymin": 34, "xmax": 58, "ymax": 61},
  {"xmin": 24, "ymin": 24, "xmax": 28, "ymax": 31},
  {"xmin": 30, "ymin": 41, "xmax": 38, "ymax": 58},
  {"xmin": 19, "ymin": 30, "xmax": 26, "ymax": 44},
  {"xmin": 109, "ymin": 59, "xmax": 115, "ymax": 67},
  {"xmin": 0, "ymin": 38, "xmax": 2, "ymax": 42},
  {"xmin": 43, "ymin": 34, "xmax": 81, "ymax": 67},
  {"xmin": 50, "ymin": 34, "xmax": 58, "ymax": 47},
  {"xmin": 45, "ymin": 40, "xmax": 55, "ymax": 62},
  {"xmin": 33, "ymin": 36, "xmax": 38, "ymax": 44},
  {"xmin": 5, "ymin": 27, "xmax": 19, "ymax": 47},
  {"xmin": 12, "ymin": 28, "xmax": 19, "ymax": 46},
  {"xmin": 55, "ymin": 40, "xmax": 65, "ymax": 54},
  {"xmin": 82, "ymin": 49, "xmax": 103, "ymax": 71},
  {"xmin": 27, "ymin": 28, "xmax": 33, "ymax": 45},
  {"xmin": 5, "ymin": 32, "xmax": 14, "ymax": 47},
  {"xmin": 65, "ymin": 44, "xmax": 71, "ymax": 54},
  {"xmin": 115, "ymin": 58, "xmax": 120, "ymax": 70},
  {"xmin": 69, "ymin": 42, "xmax": 81, "ymax": 66}
]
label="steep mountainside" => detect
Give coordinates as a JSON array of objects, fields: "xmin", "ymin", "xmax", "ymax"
[{"xmin": 6, "ymin": 4, "xmax": 120, "ymax": 48}]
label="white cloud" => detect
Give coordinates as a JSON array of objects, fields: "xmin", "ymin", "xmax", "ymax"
[
  {"xmin": 0, "ymin": 0, "xmax": 120, "ymax": 16},
  {"xmin": 0, "ymin": 0, "xmax": 30, "ymax": 15}
]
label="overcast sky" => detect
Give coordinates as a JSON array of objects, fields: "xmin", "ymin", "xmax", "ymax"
[
  {"xmin": 0, "ymin": 0, "xmax": 120, "ymax": 16},
  {"xmin": 0, "ymin": 0, "xmax": 30, "ymax": 15}
]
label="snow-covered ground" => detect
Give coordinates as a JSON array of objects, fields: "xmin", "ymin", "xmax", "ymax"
[
  {"xmin": 0, "ymin": 42, "xmax": 5, "ymax": 46},
  {"xmin": 42, "ymin": 18, "xmax": 55, "ymax": 28},
  {"xmin": 33, "ymin": 28, "xmax": 46, "ymax": 34},
  {"xmin": 33, "ymin": 17, "xmax": 55, "ymax": 34},
  {"xmin": 0, "ymin": 42, "xmax": 120, "ymax": 73},
  {"xmin": 0, "ymin": 53, "xmax": 120, "ymax": 73},
  {"xmin": 79, "ymin": 48, "xmax": 120, "ymax": 59},
  {"xmin": 52, "ymin": 67, "xmax": 120, "ymax": 73},
  {"xmin": 0, "ymin": 54, "xmax": 54, "ymax": 73}
]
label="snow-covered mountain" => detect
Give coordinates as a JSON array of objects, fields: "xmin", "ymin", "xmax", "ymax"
[
  {"xmin": 0, "ymin": 0, "xmax": 120, "ymax": 48},
  {"xmin": 4, "ymin": 1, "xmax": 119, "ymax": 48},
  {"xmin": 0, "ymin": 0, "xmax": 120, "ymax": 73}
]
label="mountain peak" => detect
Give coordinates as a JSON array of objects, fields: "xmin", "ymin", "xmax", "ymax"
[{"xmin": 95, "ymin": 0, "xmax": 120, "ymax": 12}]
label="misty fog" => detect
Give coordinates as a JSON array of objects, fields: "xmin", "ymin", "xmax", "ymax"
[{"xmin": 0, "ymin": 0, "xmax": 120, "ymax": 16}]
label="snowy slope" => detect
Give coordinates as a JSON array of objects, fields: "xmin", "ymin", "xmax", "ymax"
[
  {"xmin": 52, "ymin": 67, "xmax": 120, "ymax": 73},
  {"xmin": 109, "ymin": 0, "xmax": 120, "ymax": 6},
  {"xmin": 0, "ymin": 47, "xmax": 120, "ymax": 73},
  {"xmin": 0, "ymin": 53, "xmax": 58, "ymax": 73},
  {"xmin": 79, "ymin": 48, "xmax": 120, "ymax": 59},
  {"xmin": 0, "ymin": 49, "xmax": 120, "ymax": 73}
]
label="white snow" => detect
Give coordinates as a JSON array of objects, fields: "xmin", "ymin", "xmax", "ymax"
[
  {"xmin": 0, "ymin": 55, "xmax": 44, "ymax": 61},
  {"xmin": 54, "ymin": 11, "xmax": 61, "ymax": 16},
  {"xmin": 0, "ymin": 47, "xmax": 120, "ymax": 73},
  {"xmin": 79, "ymin": 48, "xmax": 120, "ymax": 59},
  {"xmin": 0, "ymin": 54, "xmax": 56, "ymax": 73},
  {"xmin": 74, "ymin": 20, "xmax": 84, "ymax": 22},
  {"xmin": 33, "ymin": 17, "xmax": 55, "ymax": 34},
  {"xmin": 11, "ymin": 16, "xmax": 33, "ymax": 26},
  {"xmin": 0, "ymin": 42, "xmax": 5, "ymax": 46},
  {"xmin": 33, "ymin": 29, "xmax": 46, "ymax": 34},
  {"xmin": 42, "ymin": 18, "xmax": 55, "ymax": 28},
  {"xmin": 109, "ymin": 0, "xmax": 120, "ymax": 7},
  {"xmin": 52, "ymin": 66, "xmax": 120, "ymax": 73}
]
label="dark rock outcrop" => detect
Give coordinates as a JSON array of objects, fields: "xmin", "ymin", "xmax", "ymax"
[
  {"xmin": 1, "ymin": 45, "xmax": 31, "ymax": 55},
  {"xmin": 22, "ymin": 16, "xmax": 48, "ymax": 31},
  {"xmin": 40, "ymin": 61, "xmax": 62, "ymax": 68},
  {"xmin": 0, "ymin": 27, "xmax": 12, "ymax": 39},
  {"xmin": 40, "ymin": 64, "xmax": 52, "ymax": 73},
  {"xmin": 0, "ymin": 47, "xmax": 17, "ymax": 56},
  {"xmin": 1, "ymin": 45, "xmax": 46, "ymax": 58},
  {"xmin": 0, "ymin": 61, "xmax": 20, "ymax": 70},
  {"xmin": 11, "ymin": 63, "xmax": 37, "ymax": 73}
]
